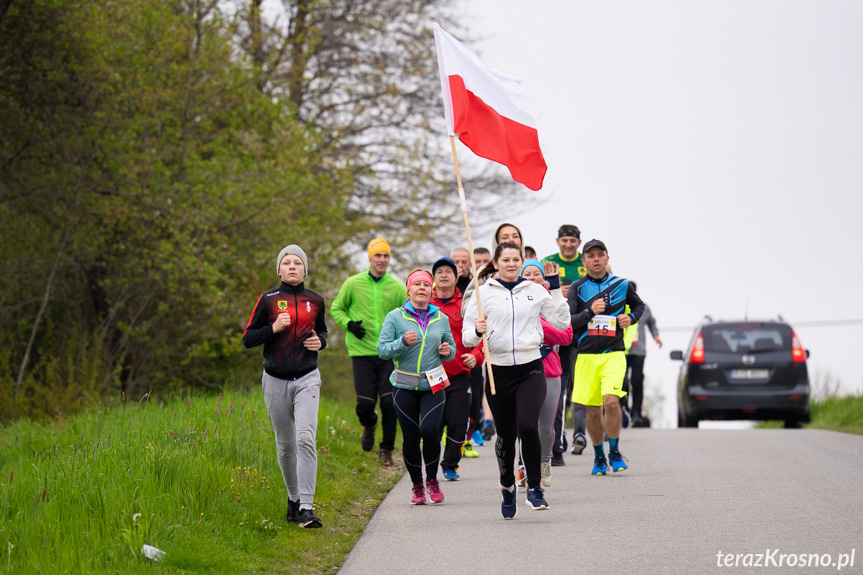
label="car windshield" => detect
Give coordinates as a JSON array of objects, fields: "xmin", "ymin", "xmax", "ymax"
[{"xmin": 702, "ymin": 324, "xmax": 793, "ymax": 353}]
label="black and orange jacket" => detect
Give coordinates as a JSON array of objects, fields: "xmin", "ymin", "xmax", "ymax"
[{"xmin": 243, "ymin": 282, "xmax": 328, "ymax": 380}]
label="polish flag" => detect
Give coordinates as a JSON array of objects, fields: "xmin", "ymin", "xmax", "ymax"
[{"xmin": 433, "ymin": 23, "xmax": 547, "ymax": 191}]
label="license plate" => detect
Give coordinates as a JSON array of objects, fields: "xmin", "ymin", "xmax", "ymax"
[{"xmin": 730, "ymin": 369, "xmax": 769, "ymax": 380}]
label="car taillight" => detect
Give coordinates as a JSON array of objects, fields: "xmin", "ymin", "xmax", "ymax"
[
  {"xmin": 791, "ymin": 332, "xmax": 805, "ymax": 363},
  {"xmin": 689, "ymin": 332, "xmax": 704, "ymax": 364}
]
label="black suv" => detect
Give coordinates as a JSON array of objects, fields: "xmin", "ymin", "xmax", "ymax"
[{"xmin": 671, "ymin": 318, "xmax": 810, "ymax": 428}]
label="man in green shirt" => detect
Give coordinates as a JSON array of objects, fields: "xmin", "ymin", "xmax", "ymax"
[
  {"xmin": 542, "ymin": 224, "xmax": 585, "ymax": 298},
  {"xmin": 542, "ymin": 224, "xmax": 587, "ymax": 465},
  {"xmin": 331, "ymin": 237, "xmax": 407, "ymax": 466}
]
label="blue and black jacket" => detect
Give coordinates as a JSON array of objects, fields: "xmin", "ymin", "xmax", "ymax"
[{"xmin": 567, "ymin": 274, "xmax": 645, "ymax": 354}]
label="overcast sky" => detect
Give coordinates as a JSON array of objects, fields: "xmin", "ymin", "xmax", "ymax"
[{"xmin": 453, "ymin": 0, "xmax": 863, "ymax": 426}]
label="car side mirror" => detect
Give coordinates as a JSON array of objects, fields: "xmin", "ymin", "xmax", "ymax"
[
  {"xmin": 670, "ymin": 350, "xmax": 684, "ymax": 361},
  {"xmin": 805, "ymin": 349, "xmax": 810, "ymax": 358}
]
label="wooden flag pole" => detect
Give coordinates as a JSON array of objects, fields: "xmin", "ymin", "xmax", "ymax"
[{"xmin": 449, "ymin": 136, "xmax": 496, "ymax": 395}]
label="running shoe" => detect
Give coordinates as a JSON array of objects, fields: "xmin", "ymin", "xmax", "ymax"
[
  {"xmin": 592, "ymin": 456, "xmax": 608, "ymax": 476},
  {"xmin": 297, "ymin": 508, "xmax": 323, "ymax": 528},
  {"xmin": 571, "ymin": 433, "xmax": 587, "ymax": 455},
  {"xmin": 621, "ymin": 406, "xmax": 630, "ymax": 429},
  {"xmin": 540, "ymin": 460, "xmax": 553, "ymax": 487},
  {"xmin": 286, "ymin": 499, "xmax": 300, "ymax": 523},
  {"xmin": 516, "ymin": 466, "xmax": 527, "ymax": 488},
  {"xmin": 378, "ymin": 448, "xmax": 394, "ymax": 467},
  {"xmin": 471, "ymin": 429, "xmax": 485, "ymax": 446},
  {"xmin": 442, "ymin": 468, "xmax": 460, "ymax": 481},
  {"xmin": 525, "ymin": 486, "xmax": 549, "ymax": 510},
  {"xmin": 632, "ymin": 415, "xmax": 651, "ymax": 428},
  {"xmin": 463, "ymin": 442, "xmax": 479, "ymax": 458},
  {"xmin": 360, "ymin": 424, "xmax": 376, "ymax": 452},
  {"xmin": 609, "ymin": 450, "xmax": 629, "ymax": 472},
  {"xmin": 482, "ymin": 420, "xmax": 496, "ymax": 441},
  {"xmin": 550, "ymin": 453, "xmax": 565, "ymax": 467},
  {"xmin": 426, "ymin": 478, "xmax": 445, "ymax": 503},
  {"xmin": 501, "ymin": 485, "xmax": 518, "ymax": 520},
  {"xmin": 410, "ymin": 483, "xmax": 426, "ymax": 505}
]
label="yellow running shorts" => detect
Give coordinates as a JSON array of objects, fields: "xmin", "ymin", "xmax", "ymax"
[{"xmin": 572, "ymin": 351, "xmax": 627, "ymax": 406}]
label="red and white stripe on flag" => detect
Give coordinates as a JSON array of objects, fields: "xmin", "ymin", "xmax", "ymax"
[{"xmin": 433, "ymin": 23, "xmax": 547, "ymax": 191}]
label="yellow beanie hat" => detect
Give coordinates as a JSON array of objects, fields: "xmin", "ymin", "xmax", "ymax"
[{"xmin": 367, "ymin": 237, "xmax": 391, "ymax": 260}]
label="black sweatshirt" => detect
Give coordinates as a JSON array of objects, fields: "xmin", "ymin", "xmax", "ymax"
[{"xmin": 243, "ymin": 281, "xmax": 328, "ymax": 380}]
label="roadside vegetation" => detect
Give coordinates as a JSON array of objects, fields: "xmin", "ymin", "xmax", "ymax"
[
  {"xmin": 0, "ymin": 371, "xmax": 402, "ymax": 574},
  {"xmin": 758, "ymin": 394, "xmax": 863, "ymax": 435}
]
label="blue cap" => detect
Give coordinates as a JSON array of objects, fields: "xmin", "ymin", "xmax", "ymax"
[
  {"xmin": 432, "ymin": 257, "xmax": 457, "ymax": 277},
  {"xmin": 520, "ymin": 259, "xmax": 544, "ymax": 278}
]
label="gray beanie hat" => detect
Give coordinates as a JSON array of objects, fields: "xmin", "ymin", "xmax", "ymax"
[{"xmin": 276, "ymin": 245, "xmax": 308, "ymax": 277}]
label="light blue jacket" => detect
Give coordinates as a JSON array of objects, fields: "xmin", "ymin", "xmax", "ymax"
[{"xmin": 377, "ymin": 302, "xmax": 456, "ymax": 391}]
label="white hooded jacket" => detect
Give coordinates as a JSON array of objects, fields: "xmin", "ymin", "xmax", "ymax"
[{"xmin": 462, "ymin": 278, "xmax": 570, "ymax": 366}]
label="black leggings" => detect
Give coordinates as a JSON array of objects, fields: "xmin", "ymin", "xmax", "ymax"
[
  {"xmin": 352, "ymin": 356, "xmax": 397, "ymax": 451},
  {"xmin": 439, "ymin": 373, "xmax": 471, "ymax": 471},
  {"xmin": 626, "ymin": 355, "xmax": 646, "ymax": 415},
  {"xmin": 467, "ymin": 365, "xmax": 484, "ymax": 436},
  {"xmin": 393, "ymin": 387, "xmax": 447, "ymax": 485},
  {"xmin": 485, "ymin": 360, "xmax": 547, "ymax": 489}
]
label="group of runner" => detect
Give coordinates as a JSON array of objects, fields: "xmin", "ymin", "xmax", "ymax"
[{"xmin": 243, "ymin": 223, "xmax": 657, "ymax": 526}]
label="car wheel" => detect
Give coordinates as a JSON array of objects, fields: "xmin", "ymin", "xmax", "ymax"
[
  {"xmin": 678, "ymin": 411, "xmax": 698, "ymax": 428},
  {"xmin": 784, "ymin": 419, "xmax": 802, "ymax": 429}
]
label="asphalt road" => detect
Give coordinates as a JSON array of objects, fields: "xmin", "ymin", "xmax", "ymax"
[{"xmin": 338, "ymin": 428, "xmax": 863, "ymax": 574}]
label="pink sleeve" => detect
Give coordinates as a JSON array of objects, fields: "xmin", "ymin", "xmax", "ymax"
[{"xmin": 541, "ymin": 317, "xmax": 573, "ymax": 346}]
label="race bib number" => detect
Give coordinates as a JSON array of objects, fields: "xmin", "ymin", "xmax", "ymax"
[
  {"xmin": 588, "ymin": 314, "xmax": 617, "ymax": 337},
  {"xmin": 425, "ymin": 365, "xmax": 450, "ymax": 393}
]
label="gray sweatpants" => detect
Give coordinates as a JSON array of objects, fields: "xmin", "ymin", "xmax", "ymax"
[
  {"xmin": 262, "ymin": 369, "xmax": 321, "ymax": 505},
  {"xmin": 540, "ymin": 377, "xmax": 561, "ymax": 462}
]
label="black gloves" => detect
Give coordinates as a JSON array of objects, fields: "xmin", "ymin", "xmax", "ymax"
[{"xmin": 347, "ymin": 320, "xmax": 366, "ymax": 340}]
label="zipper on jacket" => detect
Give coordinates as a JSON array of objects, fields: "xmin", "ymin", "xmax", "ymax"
[
  {"xmin": 510, "ymin": 294, "xmax": 517, "ymax": 364},
  {"xmin": 293, "ymin": 293, "xmax": 299, "ymax": 341}
]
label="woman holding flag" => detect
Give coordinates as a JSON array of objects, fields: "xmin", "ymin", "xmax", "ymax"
[
  {"xmin": 462, "ymin": 243, "xmax": 569, "ymax": 519},
  {"xmin": 377, "ymin": 269, "xmax": 456, "ymax": 505}
]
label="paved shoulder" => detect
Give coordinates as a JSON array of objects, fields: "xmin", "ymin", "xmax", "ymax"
[{"xmin": 339, "ymin": 429, "xmax": 863, "ymax": 574}]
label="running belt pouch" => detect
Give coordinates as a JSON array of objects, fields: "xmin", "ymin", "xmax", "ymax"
[{"xmin": 394, "ymin": 370, "xmax": 424, "ymax": 387}]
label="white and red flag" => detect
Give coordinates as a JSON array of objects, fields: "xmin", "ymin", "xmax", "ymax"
[{"xmin": 433, "ymin": 23, "xmax": 547, "ymax": 191}]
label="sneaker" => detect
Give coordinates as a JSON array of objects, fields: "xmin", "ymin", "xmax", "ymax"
[
  {"xmin": 592, "ymin": 456, "xmax": 608, "ymax": 476},
  {"xmin": 516, "ymin": 466, "xmax": 527, "ymax": 488},
  {"xmin": 442, "ymin": 468, "xmax": 460, "ymax": 481},
  {"xmin": 471, "ymin": 429, "xmax": 485, "ymax": 446},
  {"xmin": 286, "ymin": 499, "xmax": 300, "ymax": 523},
  {"xmin": 426, "ymin": 478, "xmax": 445, "ymax": 503},
  {"xmin": 482, "ymin": 420, "xmax": 496, "ymax": 441},
  {"xmin": 571, "ymin": 433, "xmax": 587, "ymax": 455},
  {"xmin": 632, "ymin": 416, "xmax": 650, "ymax": 428},
  {"xmin": 609, "ymin": 450, "xmax": 629, "ymax": 472},
  {"xmin": 463, "ymin": 442, "xmax": 479, "ymax": 458},
  {"xmin": 501, "ymin": 485, "xmax": 518, "ymax": 520},
  {"xmin": 411, "ymin": 483, "xmax": 426, "ymax": 505},
  {"xmin": 621, "ymin": 406, "xmax": 630, "ymax": 429},
  {"xmin": 540, "ymin": 460, "xmax": 553, "ymax": 487},
  {"xmin": 550, "ymin": 453, "xmax": 565, "ymax": 467},
  {"xmin": 297, "ymin": 508, "xmax": 322, "ymax": 528},
  {"xmin": 526, "ymin": 486, "xmax": 549, "ymax": 510},
  {"xmin": 378, "ymin": 448, "xmax": 394, "ymax": 467},
  {"xmin": 360, "ymin": 424, "xmax": 377, "ymax": 452}
]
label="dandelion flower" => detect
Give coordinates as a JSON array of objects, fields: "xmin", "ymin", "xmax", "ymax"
[{"xmin": 132, "ymin": 513, "xmax": 142, "ymax": 523}]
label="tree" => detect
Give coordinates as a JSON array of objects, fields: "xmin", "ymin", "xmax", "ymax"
[
  {"xmin": 230, "ymin": 0, "xmax": 525, "ymax": 265},
  {"xmin": 0, "ymin": 0, "xmax": 355, "ymax": 418}
]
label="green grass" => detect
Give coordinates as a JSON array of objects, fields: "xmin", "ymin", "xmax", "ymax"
[
  {"xmin": 757, "ymin": 394, "xmax": 863, "ymax": 435},
  {"xmin": 0, "ymin": 386, "xmax": 403, "ymax": 574}
]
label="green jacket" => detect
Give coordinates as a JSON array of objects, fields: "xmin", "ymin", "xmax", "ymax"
[
  {"xmin": 330, "ymin": 269, "xmax": 407, "ymax": 357},
  {"xmin": 377, "ymin": 302, "xmax": 456, "ymax": 391}
]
